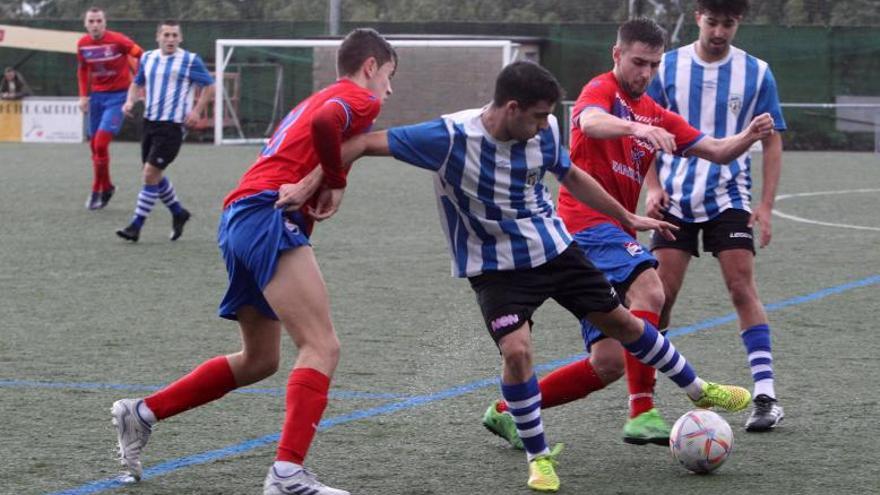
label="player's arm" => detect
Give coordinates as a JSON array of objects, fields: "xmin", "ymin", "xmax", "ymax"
[
  {"xmin": 121, "ymin": 82, "xmax": 141, "ymax": 117},
  {"xmin": 561, "ymin": 165, "xmax": 677, "ymax": 240},
  {"xmin": 126, "ymin": 42, "xmax": 144, "ymax": 74},
  {"xmin": 688, "ymin": 113, "xmax": 775, "ymax": 164},
  {"xmin": 750, "ymin": 131, "xmax": 783, "ymax": 247},
  {"xmin": 184, "ymin": 56, "xmax": 216, "ymax": 128},
  {"xmin": 77, "ymin": 51, "xmax": 90, "ymax": 113},
  {"xmin": 579, "ymin": 106, "xmax": 677, "ymax": 153},
  {"xmin": 643, "ymin": 158, "xmax": 668, "ymax": 219}
]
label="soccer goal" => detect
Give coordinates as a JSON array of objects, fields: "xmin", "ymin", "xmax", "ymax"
[{"xmin": 213, "ymin": 38, "xmax": 524, "ymax": 145}]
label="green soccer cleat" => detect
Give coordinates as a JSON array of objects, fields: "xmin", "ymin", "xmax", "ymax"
[
  {"xmin": 691, "ymin": 382, "xmax": 752, "ymax": 412},
  {"xmin": 527, "ymin": 443, "xmax": 563, "ymax": 492},
  {"xmin": 622, "ymin": 408, "xmax": 671, "ymax": 446},
  {"xmin": 482, "ymin": 400, "xmax": 524, "ymax": 450}
]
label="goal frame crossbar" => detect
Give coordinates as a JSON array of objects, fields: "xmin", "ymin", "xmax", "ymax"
[{"xmin": 214, "ymin": 38, "xmax": 519, "ymax": 145}]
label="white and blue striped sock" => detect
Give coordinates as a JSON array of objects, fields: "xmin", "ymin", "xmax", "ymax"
[
  {"xmin": 157, "ymin": 177, "xmax": 184, "ymax": 216},
  {"xmin": 623, "ymin": 321, "xmax": 705, "ymax": 400},
  {"xmin": 131, "ymin": 184, "xmax": 159, "ymax": 228},
  {"xmin": 501, "ymin": 375, "xmax": 548, "ymax": 461},
  {"xmin": 741, "ymin": 324, "xmax": 775, "ymax": 398}
]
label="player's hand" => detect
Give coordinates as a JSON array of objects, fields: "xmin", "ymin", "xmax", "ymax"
[
  {"xmin": 633, "ymin": 123, "xmax": 676, "ymax": 154},
  {"xmin": 628, "ymin": 213, "xmax": 678, "ymax": 241},
  {"xmin": 747, "ymin": 113, "xmax": 775, "ymax": 141},
  {"xmin": 122, "ymin": 101, "xmax": 135, "ymax": 118},
  {"xmin": 275, "ymin": 170, "xmax": 324, "ymax": 212},
  {"xmin": 184, "ymin": 110, "xmax": 200, "ymax": 128},
  {"xmin": 748, "ymin": 203, "xmax": 773, "ymax": 248},
  {"xmin": 645, "ymin": 188, "xmax": 669, "ymax": 220},
  {"xmin": 79, "ymin": 97, "xmax": 89, "ymax": 114},
  {"xmin": 307, "ymin": 187, "xmax": 345, "ymax": 221}
]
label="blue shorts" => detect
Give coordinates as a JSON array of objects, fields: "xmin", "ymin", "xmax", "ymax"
[
  {"xmin": 217, "ymin": 191, "xmax": 310, "ymax": 321},
  {"xmin": 88, "ymin": 90, "xmax": 127, "ymax": 137},
  {"xmin": 573, "ymin": 223, "xmax": 658, "ymax": 354}
]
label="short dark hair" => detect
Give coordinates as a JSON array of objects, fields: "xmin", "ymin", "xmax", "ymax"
[
  {"xmin": 85, "ymin": 6, "xmax": 103, "ymax": 16},
  {"xmin": 492, "ymin": 61, "xmax": 563, "ymax": 109},
  {"xmin": 696, "ymin": 0, "xmax": 750, "ymax": 17},
  {"xmin": 157, "ymin": 19, "xmax": 180, "ymax": 31},
  {"xmin": 337, "ymin": 28, "xmax": 397, "ymax": 77},
  {"xmin": 617, "ymin": 18, "xmax": 667, "ymax": 49}
]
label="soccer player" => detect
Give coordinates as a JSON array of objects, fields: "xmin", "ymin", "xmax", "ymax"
[
  {"xmin": 115, "ymin": 20, "xmax": 215, "ymax": 243},
  {"xmin": 299, "ymin": 60, "xmax": 754, "ymax": 492},
  {"xmin": 481, "ymin": 18, "xmax": 776, "ymax": 452},
  {"xmin": 77, "ymin": 7, "xmax": 143, "ymax": 210},
  {"xmin": 645, "ymin": 0, "xmax": 786, "ymax": 431},
  {"xmin": 109, "ymin": 28, "xmax": 396, "ymax": 495}
]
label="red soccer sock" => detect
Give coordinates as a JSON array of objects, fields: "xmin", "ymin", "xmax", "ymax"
[
  {"xmin": 626, "ymin": 310, "xmax": 661, "ymax": 418},
  {"xmin": 539, "ymin": 358, "xmax": 606, "ymax": 409},
  {"xmin": 144, "ymin": 355, "xmax": 238, "ymax": 421},
  {"xmin": 276, "ymin": 368, "xmax": 330, "ymax": 465},
  {"xmin": 92, "ymin": 130, "xmax": 114, "ymax": 191}
]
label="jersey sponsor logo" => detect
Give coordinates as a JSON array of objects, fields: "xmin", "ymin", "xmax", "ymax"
[
  {"xmin": 612, "ymin": 159, "xmax": 643, "ymax": 184},
  {"xmin": 729, "ymin": 232, "xmax": 753, "ymax": 239},
  {"xmin": 729, "ymin": 94, "xmax": 743, "ymax": 116},
  {"xmin": 490, "ymin": 313, "xmax": 520, "ymax": 333},
  {"xmin": 624, "ymin": 241, "xmax": 644, "ymax": 257}
]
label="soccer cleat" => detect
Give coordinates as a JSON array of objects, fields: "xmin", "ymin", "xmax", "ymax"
[
  {"xmin": 170, "ymin": 208, "xmax": 191, "ymax": 241},
  {"xmin": 527, "ymin": 443, "xmax": 563, "ymax": 492},
  {"xmin": 111, "ymin": 399, "xmax": 152, "ymax": 483},
  {"xmin": 263, "ymin": 465, "xmax": 350, "ymax": 495},
  {"xmin": 622, "ymin": 408, "xmax": 671, "ymax": 446},
  {"xmin": 85, "ymin": 191, "xmax": 103, "ymax": 210},
  {"xmin": 116, "ymin": 224, "xmax": 141, "ymax": 242},
  {"xmin": 482, "ymin": 400, "xmax": 524, "ymax": 450},
  {"xmin": 745, "ymin": 394, "xmax": 784, "ymax": 432},
  {"xmin": 99, "ymin": 185, "xmax": 116, "ymax": 208},
  {"xmin": 691, "ymin": 382, "xmax": 752, "ymax": 412}
]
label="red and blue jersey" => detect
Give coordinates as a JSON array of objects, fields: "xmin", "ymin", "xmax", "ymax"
[
  {"xmin": 77, "ymin": 30, "xmax": 144, "ymax": 95},
  {"xmin": 558, "ymin": 71, "xmax": 703, "ymax": 235},
  {"xmin": 223, "ymin": 79, "xmax": 381, "ymax": 227}
]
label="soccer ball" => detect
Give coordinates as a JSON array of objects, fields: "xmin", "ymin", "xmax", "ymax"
[{"xmin": 669, "ymin": 409, "xmax": 734, "ymax": 474}]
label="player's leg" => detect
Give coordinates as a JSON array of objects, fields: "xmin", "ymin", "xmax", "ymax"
[
  {"xmin": 587, "ymin": 306, "xmax": 751, "ymax": 412},
  {"xmin": 652, "ymin": 248, "xmax": 692, "ymax": 329},
  {"xmin": 85, "ymin": 95, "xmax": 104, "ymax": 209},
  {"xmin": 111, "ymin": 306, "xmax": 281, "ymax": 482},
  {"xmin": 147, "ymin": 123, "xmax": 191, "ymax": 240},
  {"xmin": 260, "ymin": 246, "xmax": 348, "ymax": 495},
  {"xmin": 471, "ymin": 268, "xmax": 561, "ymax": 492},
  {"xmin": 91, "ymin": 90, "xmax": 126, "ymax": 207},
  {"xmin": 708, "ymin": 209, "xmax": 783, "ymax": 431}
]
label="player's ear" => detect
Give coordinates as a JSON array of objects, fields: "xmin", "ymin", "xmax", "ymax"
[
  {"xmin": 362, "ymin": 57, "xmax": 378, "ymax": 79},
  {"xmin": 612, "ymin": 44, "xmax": 621, "ymax": 65}
]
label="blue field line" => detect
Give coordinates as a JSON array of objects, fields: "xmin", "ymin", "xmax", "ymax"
[
  {"xmin": 46, "ymin": 275, "xmax": 880, "ymax": 495},
  {"xmin": 0, "ymin": 380, "xmax": 408, "ymax": 400}
]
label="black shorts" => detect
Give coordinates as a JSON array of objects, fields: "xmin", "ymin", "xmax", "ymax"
[
  {"xmin": 650, "ymin": 209, "xmax": 755, "ymax": 257},
  {"xmin": 467, "ymin": 244, "xmax": 621, "ymax": 343},
  {"xmin": 141, "ymin": 120, "xmax": 184, "ymax": 169}
]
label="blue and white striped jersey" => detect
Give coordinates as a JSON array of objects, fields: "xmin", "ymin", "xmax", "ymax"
[
  {"xmin": 387, "ymin": 108, "xmax": 574, "ymax": 278},
  {"xmin": 134, "ymin": 48, "xmax": 214, "ymax": 124},
  {"xmin": 648, "ymin": 43, "xmax": 786, "ymax": 222}
]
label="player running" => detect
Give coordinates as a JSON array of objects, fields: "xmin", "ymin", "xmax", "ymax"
[
  {"xmin": 291, "ymin": 60, "xmax": 755, "ymax": 492},
  {"xmin": 646, "ymin": 0, "xmax": 787, "ymax": 431},
  {"xmin": 77, "ymin": 7, "xmax": 143, "ymax": 210},
  {"xmin": 481, "ymin": 18, "xmax": 775, "ymax": 452},
  {"xmin": 116, "ymin": 20, "xmax": 215, "ymax": 243},
  {"xmin": 109, "ymin": 28, "xmax": 395, "ymax": 495}
]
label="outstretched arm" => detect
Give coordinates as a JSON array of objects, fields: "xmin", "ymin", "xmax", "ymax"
[
  {"xmin": 561, "ymin": 166, "xmax": 677, "ymax": 240},
  {"xmin": 580, "ymin": 107, "xmax": 677, "ymax": 153},
  {"xmin": 689, "ymin": 113, "xmax": 775, "ymax": 164}
]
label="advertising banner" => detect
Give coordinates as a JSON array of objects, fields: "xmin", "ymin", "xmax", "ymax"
[{"xmin": 21, "ymin": 97, "xmax": 84, "ymax": 143}]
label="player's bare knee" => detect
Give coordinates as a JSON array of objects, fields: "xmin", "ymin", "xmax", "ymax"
[{"xmin": 590, "ymin": 352, "xmax": 624, "ymax": 383}]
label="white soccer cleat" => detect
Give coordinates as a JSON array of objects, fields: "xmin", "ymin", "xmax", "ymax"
[
  {"xmin": 263, "ymin": 465, "xmax": 350, "ymax": 495},
  {"xmin": 111, "ymin": 398, "xmax": 152, "ymax": 482}
]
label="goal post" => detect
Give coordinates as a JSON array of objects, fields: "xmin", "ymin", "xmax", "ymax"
[{"xmin": 213, "ymin": 38, "xmax": 521, "ymax": 145}]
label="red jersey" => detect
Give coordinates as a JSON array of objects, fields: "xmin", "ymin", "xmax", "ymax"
[
  {"xmin": 77, "ymin": 30, "xmax": 143, "ymax": 95},
  {"xmin": 558, "ymin": 72, "xmax": 703, "ymax": 235},
  {"xmin": 223, "ymin": 79, "xmax": 381, "ymax": 225}
]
